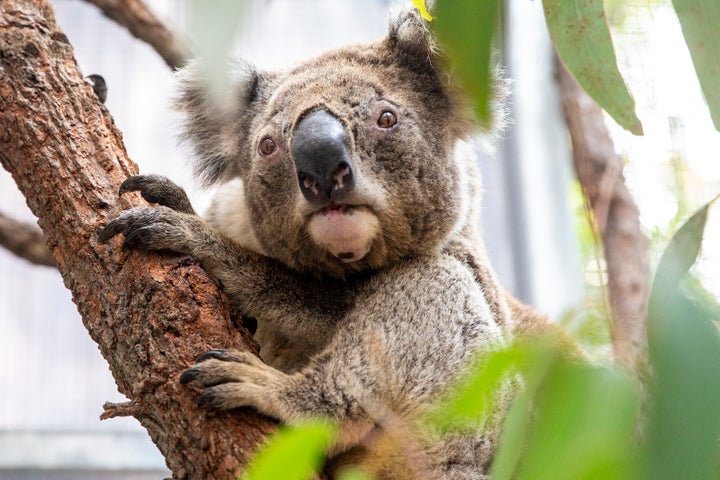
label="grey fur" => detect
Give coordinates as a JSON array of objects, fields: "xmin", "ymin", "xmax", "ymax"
[{"xmin": 100, "ymin": 9, "xmax": 539, "ymax": 479}]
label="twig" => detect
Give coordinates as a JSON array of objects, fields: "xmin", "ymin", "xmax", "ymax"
[
  {"xmin": 0, "ymin": 211, "xmax": 55, "ymax": 267},
  {"xmin": 101, "ymin": 400, "xmax": 141, "ymax": 420},
  {"xmin": 82, "ymin": 0, "xmax": 190, "ymax": 70}
]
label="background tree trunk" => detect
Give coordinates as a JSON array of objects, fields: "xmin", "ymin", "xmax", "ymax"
[
  {"xmin": 555, "ymin": 57, "xmax": 650, "ymax": 374},
  {"xmin": 0, "ymin": 1, "xmax": 275, "ymax": 478}
]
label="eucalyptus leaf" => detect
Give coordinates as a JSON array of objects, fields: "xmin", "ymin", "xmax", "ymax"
[
  {"xmin": 490, "ymin": 350, "xmax": 557, "ymax": 480},
  {"xmin": 543, "ymin": 0, "xmax": 644, "ymax": 135},
  {"xmin": 241, "ymin": 420, "xmax": 337, "ymax": 480},
  {"xmin": 514, "ymin": 362, "xmax": 639, "ymax": 480},
  {"xmin": 434, "ymin": 0, "xmax": 503, "ymax": 126},
  {"xmin": 672, "ymin": 0, "xmax": 720, "ymax": 131},
  {"xmin": 645, "ymin": 196, "xmax": 720, "ymax": 480},
  {"xmin": 645, "ymin": 295, "xmax": 720, "ymax": 480},
  {"xmin": 336, "ymin": 468, "xmax": 374, "ymax": 480},
  {"xmin": 651, "ymin": 195, "xmax": 719, "ymax": 298},
  {"xmin": 187, "ymin": 0, "xmax": 249, "ymax": 102}
]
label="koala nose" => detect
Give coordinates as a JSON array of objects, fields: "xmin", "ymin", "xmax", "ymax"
[{"xmin": 292, "ymin": 109, "xmax": 355, "ymax": 205}]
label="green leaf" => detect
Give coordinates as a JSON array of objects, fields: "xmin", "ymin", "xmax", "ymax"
[
  {"xmin": 672, "ymin": 0, "xmax": 720, "ymax": 131},
  {"xmin": 434, "ymin": 0, "xmax": 503, "ymax": 126},
  {"xmin": 241, "ymin": 419, "xmax": 336, "ymax": 480},
  {"xmin": 645, "ymin": 295, "xmax": 720, "ymax": 480},
  {"xmin": 543, "ymin": 0, "xmax": 644, "ymax": 135},
  {"xmin": 514, "ymin": 362, "xmax": 639, "ymax": 480},
  {"xmin": 424, "ymin": 347, "xmax": 519, "ymax": 432},
  {"xmin": 645, "ymin": 197, "xmax": 720, "ymax": 480},
  {"xmin": 187, "ymin": 0, "xmax": 249, "ymax": 101},
  {"xmin": 490, "ymin": 351, "xmax": 556, "ymax": 480},
  {"xmin": 651, "ymin": 195, "xmax": 719, "ymax": 298},
  {"xmin": 492, "ymin": 346, "xmax": 639, "ymax": 480},
  {"xmin": 423, "ymin": 339, "xmax": 556, "ymax": 434},
  {"xmin": 411, "ymin": 0, "xmax": 434, "ymax": 21},
  {"xmin": 336, "ymin": 468, "xmax": 374, "ymax": 480}
]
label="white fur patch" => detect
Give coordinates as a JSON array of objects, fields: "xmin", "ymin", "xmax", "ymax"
[{"xmin": 204, "ymin": 178, "xmax": 265, "ymax": 254}]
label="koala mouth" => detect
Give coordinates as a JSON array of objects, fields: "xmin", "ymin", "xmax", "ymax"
[
  {"xmin": 308, "ymin": 203, "xmax": 380, "ymax": 263},
  {"xmin": 321, "ymin": 203, "xmax": 348, "ymax": 215}
]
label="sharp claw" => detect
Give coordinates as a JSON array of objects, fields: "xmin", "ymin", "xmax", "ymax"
[
  {"xmin": 198, "ymin": 349, "xmax": 227, "ymax": 362},
  {"xmin": 98, "ymin": 219, "xmax": 122, "ymax": 243},
  {"xmin": 121, "ymin": 226, "xmax": 149, "ymax": 249},
  {"xmin": 197, "ymin": 391, "xmax": 214, "ymax": 409},
  {"xmin": 179, "ymin": 368, "xmax": 198, "ymax": 385},
  {"xmin": 119, "ymin": 175, "xmax": 143, "ymax": 195}
]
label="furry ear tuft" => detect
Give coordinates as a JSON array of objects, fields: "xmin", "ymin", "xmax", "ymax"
[
  {"xmin": 386, "ymin": 8, "xmax": 437, "ymax": 60},
  {"xmin": 174, "ymin": 60, "xmax": 266, "ymax": 187}
]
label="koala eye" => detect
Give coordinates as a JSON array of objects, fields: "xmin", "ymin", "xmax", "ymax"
[
  {"xmin": 377, "ymin": 110, "xmax": 398, "ymax": 129},
  {"xmin": 259, "ymin": 137, "xmax": 277, "ymax": 156}
]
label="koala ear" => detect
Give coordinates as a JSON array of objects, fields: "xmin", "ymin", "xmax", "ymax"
[
  {"xmin": 174, "ymin": 60, "xmax": 268, "ymax": 187},
  {"xmin": 385, "ymin": 8, "xmax": 438, "ymax": 65}
]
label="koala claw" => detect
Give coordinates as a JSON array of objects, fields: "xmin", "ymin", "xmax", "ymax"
[
  {"xmin": 180, "ymin": 350, "xmax": 287, "ymax": 416},
  {"xmin": 197, "ymin": 349, "xmax": 228, "ymax": 362},
  {"xmin": 119, "ymin": 175, "xmax": 196, "ymax": 215},
  {"xmin": 98, "ymin": 206, "xmax": 199, "ymax": 255},
  {"xmin": 196, "ymin": 383, "xmax": 264, "ymax": 411}
]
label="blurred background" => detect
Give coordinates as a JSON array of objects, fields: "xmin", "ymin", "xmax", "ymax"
[{"xmin": 0, "ymin": 0, "xmax": 717, "ymax": 478}]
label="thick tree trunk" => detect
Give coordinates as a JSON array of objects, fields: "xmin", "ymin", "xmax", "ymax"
[
  {"xmin": 0, "ymin": 1, "xmax": 275, "ymax": 478},
  {"xmin": 555, "ymin": 57, "xmax": 650, "ymax": 374}
]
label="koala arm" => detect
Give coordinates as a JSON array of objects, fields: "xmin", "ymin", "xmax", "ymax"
[{"xmin": 99, "ymin": 176, "xmax": 347, "ymax": 343}]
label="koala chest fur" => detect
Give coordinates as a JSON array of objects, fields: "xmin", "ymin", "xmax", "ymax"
[{"xmin": 99, "ymin": 8, "xmax": 532, "ymax": 480}]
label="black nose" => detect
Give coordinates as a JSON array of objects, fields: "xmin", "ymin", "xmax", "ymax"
[{"xmin": 291, "ymin": 109, "xmax": 355, "ymax": 205}]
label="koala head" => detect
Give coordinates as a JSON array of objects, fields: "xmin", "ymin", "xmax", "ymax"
[{"xmin": 177, "ymin": 10, "xmax": 480, "ymax": 278}]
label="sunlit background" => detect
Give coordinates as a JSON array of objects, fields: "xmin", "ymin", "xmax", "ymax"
[{"xmin": 0, "ymin": 0, "xmax": 717, "ymax": 477}]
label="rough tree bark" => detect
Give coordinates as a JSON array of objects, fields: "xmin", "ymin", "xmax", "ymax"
[
  {"xmin": 0, "ymin": 0, "xmax": 188, "ymax": 267},
  {"xmin": 0, "ymin": 1, "xmax": 275, "ymax": 478},
  {"xmin": 556, "ymin": 57, "xmax": 650, "ymax": 373}
]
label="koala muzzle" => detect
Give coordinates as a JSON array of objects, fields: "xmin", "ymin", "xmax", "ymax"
[{"xmin": 292, "ymin": 109, "xmax": 355, "ymax": 205}]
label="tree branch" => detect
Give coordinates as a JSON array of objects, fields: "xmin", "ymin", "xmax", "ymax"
[
  {"xmin": 82, "ymin": 0, "xmax": 189, "ymax": 70},
  {"xmin": 555, "ymin": 56, "xmax": 650, "ymax": 372},
  {"xmin": 0, "ymin": 211, "xmax": 55, "ymax": 266},
  {"xmin": 0, "ymin": 1, "xmax": 273, "ymax": 478}
]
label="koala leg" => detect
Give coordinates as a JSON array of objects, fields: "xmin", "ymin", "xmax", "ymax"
[
  {"xmin": 179, "ymin": 349, "xmax": 293, "ymax": 419},
  {"xmin": 180, "ymin": 349, "xmax": 363, "ymax": 423},
  {"xmin": 119, "ymin": 174, "xmax": 197, "ymax": 215}
]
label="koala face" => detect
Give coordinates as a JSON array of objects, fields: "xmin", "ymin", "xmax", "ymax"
[{"xmin": 178, "ymin": 12, "xmax": 473, "ymax": 278}]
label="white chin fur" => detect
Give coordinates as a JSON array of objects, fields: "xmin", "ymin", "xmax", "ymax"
[{"xmin": 308, "ymin": 208, "xmax": 379, "ymax": 263}]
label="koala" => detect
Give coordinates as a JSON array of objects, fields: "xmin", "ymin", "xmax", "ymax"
[{"xmin": 99, "ymin": 9, "xmax": 545, "ymax": 479}]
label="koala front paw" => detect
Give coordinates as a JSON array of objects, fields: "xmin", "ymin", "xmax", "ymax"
[
  {"xmin": 98, "ymin": 206, "xmax": 201, "ymax": 255},
  {"xmin": 120, "ymin": 175, "xmax": 196, "ymax": 215},
  {"xmin": 180, "ymin": 349, "xmax": 289, "ymax": 418}
]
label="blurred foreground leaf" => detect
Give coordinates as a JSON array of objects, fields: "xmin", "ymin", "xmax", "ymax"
[
  {"xmin": 187, "ymin": 0, "xmax": 249, "ymax": 101},
  {"xmin": 672, "ymin": 0, "xmax": 720, "ymax": 131},
  {"xmin": 434, "ymin": 0, "xmax": 503, "ymax": 126},
  {"xmin": 543, "ymin": 0, "xmax": 643, "ymax": 135},
  {"xmin": 337, "ymin": 468, "xmax": 374, "ymax": 480},
  {"xmin": 492, "ymin": 354, "xmax": 639, "ymax": 480},
  {"xmin": 645, "ymin": 197, "xmax": 720, "ymax": 480},
  {"xmin": 241, "ymin": 419, "xmax": 337, "ymax": 480},
  {"xmin": 652, "ymin": 196, "xmax": 719, "ymax": 295}
]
